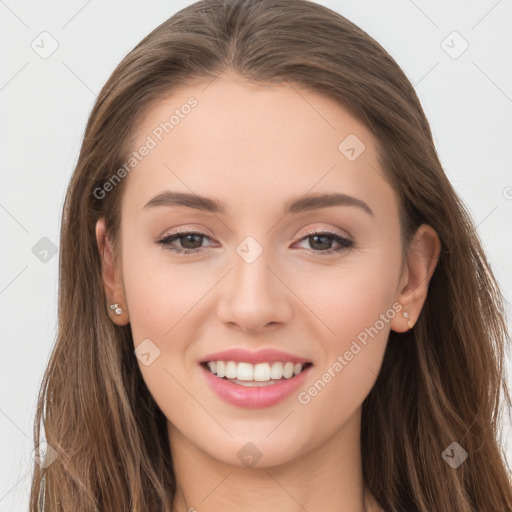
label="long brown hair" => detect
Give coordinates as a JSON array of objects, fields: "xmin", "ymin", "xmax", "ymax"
[{"xmin": 29, "ymin": 0, "xmax": 512, "ymax": 510}]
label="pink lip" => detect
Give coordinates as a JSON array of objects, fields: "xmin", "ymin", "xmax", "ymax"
[
  {"xmin": 200, "ymin": 363, "xmax": 312, "ymax": 408},
  {"xmin": 200, "ymin": 348, "xmax": 312, "ymax": 365}
]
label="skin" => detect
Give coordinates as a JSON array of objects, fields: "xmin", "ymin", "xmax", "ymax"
[{"xmin": 96, "ymin": 70, "xmax": 440, "ymax": 512}]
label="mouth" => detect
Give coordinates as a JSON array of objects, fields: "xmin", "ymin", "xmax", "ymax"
[
  {"xmin": 198, "ymin": 348, "xmax": 314, "ymax": 407},
  {"xmin": 200, "ymin": 361, "xmax": 313, "ymax": 387},
  {"xmin": 200, "ymin": 360, "xmax": 314, "ymax": 387},
  {"xmin": 199, "ymin": 359, "xmax": 313, "ymax": 408}
]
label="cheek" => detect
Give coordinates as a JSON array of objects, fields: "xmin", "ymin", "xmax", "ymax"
[
  {"xmin": 121, "ymin": 235, "xmax": 206, "ymax": 344},
  {"xmin": 292, "ymin": 242, "xmax": 401, "ymax": 339},
  {"xmin": 298, "ymin": 249, "xmax": 401, "ymax": 403},
  {"xmin": 121, "ymin": 246, "xmax": 205, "ymax": 416}
]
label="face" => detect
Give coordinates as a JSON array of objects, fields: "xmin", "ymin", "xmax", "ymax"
[{"xmin": 106, "ymin": 71, "xmax": 409, "ymax": 468}]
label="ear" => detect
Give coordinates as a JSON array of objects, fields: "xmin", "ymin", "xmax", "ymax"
[
  {"xmin": 391, "ymin": 224, "xmax": 441, "ymax": 333},
  {"xmin": 95, "ymin": 217, "xmax": 129, "ymax": 325}
]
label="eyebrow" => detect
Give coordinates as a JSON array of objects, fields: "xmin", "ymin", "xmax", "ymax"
[{"xmin": 143, "ymin": 191, "xmax": 374, "ymax": 216}]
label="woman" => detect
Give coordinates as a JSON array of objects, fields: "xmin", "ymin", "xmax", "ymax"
[{"xmin": 30, "ymin": 0, "xmax": 512, "ymax": 510}]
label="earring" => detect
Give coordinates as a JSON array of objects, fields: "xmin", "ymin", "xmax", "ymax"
[
  {"xmin": 402, "ymin": 311, "xmax": 414, "ymax": 330},
  {"xmin": 109, "ymin": 303, "xmax": 123, "ymax": 315}
]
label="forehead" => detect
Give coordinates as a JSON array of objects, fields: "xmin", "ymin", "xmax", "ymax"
[
  {"xmin": 130, "ymin": 72, "xmax": 375, "ymax": 155},
  {"xmin": 122, "ymin": 72, "xmax": 394, "ymax": 218}
]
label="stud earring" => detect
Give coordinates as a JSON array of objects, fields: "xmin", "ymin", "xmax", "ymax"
[
  {"xmin": 402, "ymin": 311, "xmax": 414, "ymax": 330},
  {"xmin": 109, "ymin": 303, "xmax": 123, "ymax": 315}
]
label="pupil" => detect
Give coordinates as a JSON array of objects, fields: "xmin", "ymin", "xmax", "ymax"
[
  {"xmin": 310, "ymin": 235, "xmax": 331, "ymax": 250},
  {"xmin": 182, "ymin": 234, "xmax": 202, "ymax": 249}
]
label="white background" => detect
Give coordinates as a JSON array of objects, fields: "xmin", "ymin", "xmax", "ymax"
[{"xmin": 0, "ymin": 1, "xmax": 511, "ymax": 510}]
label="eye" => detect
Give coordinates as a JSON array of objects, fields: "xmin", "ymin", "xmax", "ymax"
[
  {"xmin": 156, "ymin": 230, "xmax": 215, "ymax": 255},
  {"xmin": 294, "ymin": 228, "xmax": 354, "ymax": 255},
  {"xmin": 155, "ymin": 228, "xmax": 354, "ymax": 256}
]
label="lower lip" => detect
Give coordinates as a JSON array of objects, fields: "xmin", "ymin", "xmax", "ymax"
[{"xmin": 200, "ymin": 364, "xmax": 312, "ymax": 408}]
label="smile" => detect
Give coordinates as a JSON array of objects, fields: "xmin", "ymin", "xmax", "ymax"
[
  {"xmin": 202, "ymin": 360, "xmax": 312, "ymax": 383},
  {"xmin": 200, "ymin": 361, "xmax": 313, "ymax": 408}
]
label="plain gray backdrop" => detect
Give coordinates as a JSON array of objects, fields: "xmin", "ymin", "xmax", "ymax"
[{"xmin": 0, "ymin": 1, "xmax": 511, "ymax": 510}]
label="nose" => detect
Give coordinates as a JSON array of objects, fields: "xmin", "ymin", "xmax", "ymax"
[{"xmin": 216, "ymin": 248, "xmax": 293, "ymax": 334}]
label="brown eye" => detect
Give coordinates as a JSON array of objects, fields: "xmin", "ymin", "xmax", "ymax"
[
  {"xmin": 156, "ymin": 231, "xmax": 214, "ymax": 254},
  {"xmin": 296, "ymin": 230, "xmax": 354, "ymax": 255}
]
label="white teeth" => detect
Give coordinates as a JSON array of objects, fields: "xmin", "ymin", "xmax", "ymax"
[
  {"xmin": 204, "ymin": 360, "xmax": 308, "ymax": 382},
  {"xmin": 216, "ymin": 361, "xmax": 226, "ymax": 378},
  {"xmin": 227, "ymin": 378, "xmax": 279, "ymax": 387},
  {"xmin": 237, "ymin": 362, "xmax": 254, "ymax": 381},
  {"xmin": 270, "ymin": 362, "xmax": 283, "ymax": 379},
  {"xmin": 283, "ymin": 362, "xmax": 294, "ymax": 379},
  {"xmin": 253, "ymin": 363, "xmax": 270, "ymax": 381},
  {"xmin": 225, "ymin": 361, "xmax": 237, "ymax": 379}
]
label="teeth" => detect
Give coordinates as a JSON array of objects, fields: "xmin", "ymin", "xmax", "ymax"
[
  {"xmin": 254, "ymin": 362, "xmax": 270, "ymax": 381},
  {"xmin": 216, "ymin": 361, "xmax": 225, "ymax": 378},
  {"xmin": 226, "ymin": 378, "xmax": 279, "ymax": 387},
  {"xmin": 226, "ymin": 361, "xmax": 238, "ymax": 379},
  {"xmin": 205, "ymin": 360, "xmax": 307, "ymax": 381}
]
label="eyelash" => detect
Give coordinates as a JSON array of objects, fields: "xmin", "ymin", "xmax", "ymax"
[{"xmin": 155, "ymin": 228, "xmax": 354, "ymax": 256}]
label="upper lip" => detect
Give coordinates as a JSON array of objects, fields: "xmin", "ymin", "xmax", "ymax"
[{"xmin": 200, "ymin": 348, "xmax": 312, "ymax": 365}]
